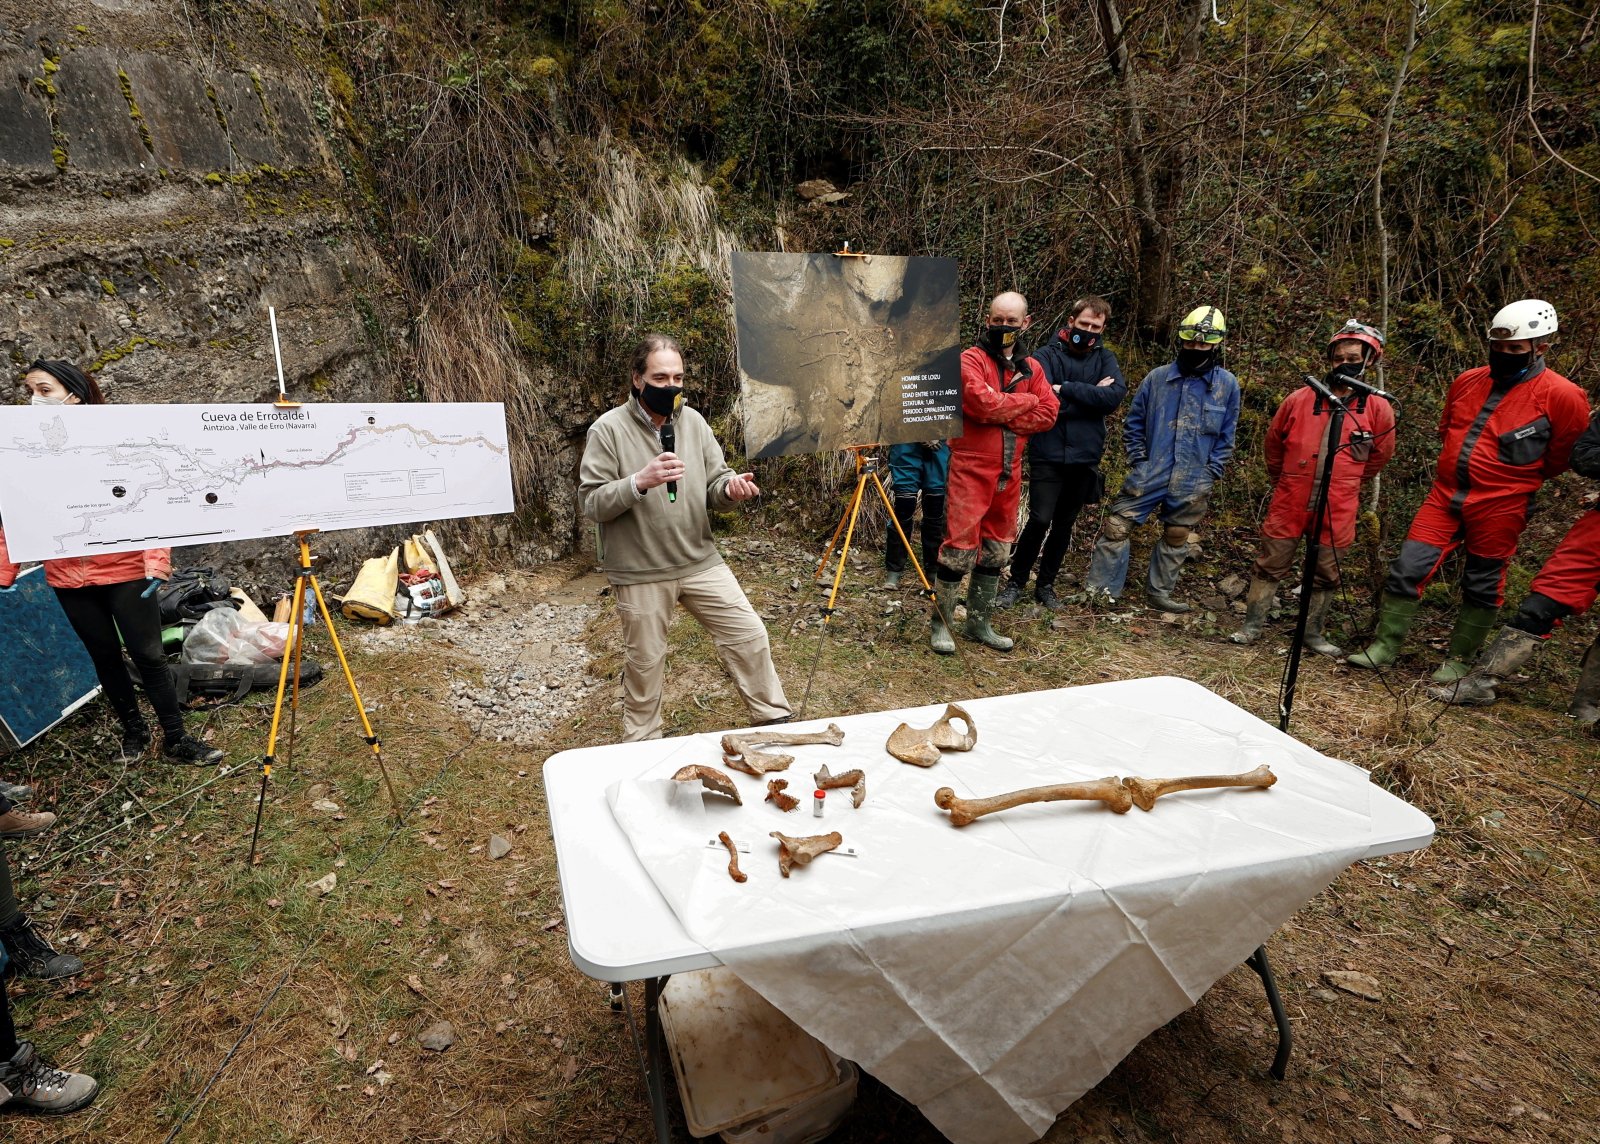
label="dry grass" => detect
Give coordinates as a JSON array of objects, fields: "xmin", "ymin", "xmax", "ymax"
[{"xmin": 4, "ymin": 541, "xmax": 1596, "ymax": 1143}]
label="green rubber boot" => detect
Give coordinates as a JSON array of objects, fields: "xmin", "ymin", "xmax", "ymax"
[
  {"xmin": 930, "ymin": 577, "xmax": 960, "ymax": 656},
  {"xmin": 1430, "ymin": 604, "xmax": 1500, "ymax": 683},
  {"xmin": 1346, "ymin": 594, "xmax": 1420, "ymax": 670},
  {"xmin": 962, "ymin": 571, "xmax": 1015, "ymax": 651}
]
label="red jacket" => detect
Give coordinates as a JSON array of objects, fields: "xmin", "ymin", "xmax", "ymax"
[
  {"xmin": 1433, "ymin": 363, "xmax": 1590, "ymax": 510},
  {"xmin": 951, "ymin": 347, "xmax": 1060, "ymax": 462},
  {"xmin": 0, "ymin": 527, "xmax": 170, "ymax": 590},
  {"xmin": 1262, "ymin": 384, "xmax": 1396, "ymax": 545}
]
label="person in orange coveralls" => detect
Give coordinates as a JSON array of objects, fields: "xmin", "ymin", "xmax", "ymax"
[
  {"xmin": 931, "ymin": 292, "xmax": 1059, "ymax": 654},
  {"xmin": 1229, "ymin": 321, "xmax": 1396, "ymax": 655},
  {"xmin": 1348, "ymin": 300, "xmax": 1591, "ymax": 680}
]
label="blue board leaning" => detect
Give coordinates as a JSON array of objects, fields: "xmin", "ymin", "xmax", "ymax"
[{"xmin": 0, "ymin": 565, "xmax": 101, "ymax": 750}]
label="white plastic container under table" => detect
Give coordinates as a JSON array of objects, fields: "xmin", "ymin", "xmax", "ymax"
[{"xmin": 720, "ymin": 1059, "xmax": 858, "ymax": 1144}]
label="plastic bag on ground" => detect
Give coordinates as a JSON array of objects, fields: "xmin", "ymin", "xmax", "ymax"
[{"xmin": 180, "ymin": 607, "xmax": 293, "ymax": 665}]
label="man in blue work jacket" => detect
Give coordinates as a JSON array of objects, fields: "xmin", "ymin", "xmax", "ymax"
[{"xmin": 1084, "ymin": 305, "xmax": 1241, "ymax": 613}]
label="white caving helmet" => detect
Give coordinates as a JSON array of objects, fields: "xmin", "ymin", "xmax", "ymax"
[{"xmin": 1487, "ymin": 299, "xmax": 1558, "ymax": 343}]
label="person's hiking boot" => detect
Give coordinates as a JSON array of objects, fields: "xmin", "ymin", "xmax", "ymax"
[
  {"xmin": 1568, "ymin": 639, "xmax": 1600, "ymax": 724},
  {"xmin": 1145, "ymin": 541, "xmax": 1192, "ymax": 614},
  {"xmin": 930, "ymin": 577, "xmax": 960, "ymax": 656},
  {"xmin": 962, "ymin": 572, "xmax": 1014, "ymax": 652},
  {"xmin": 161, "ymin": 734, "xmax": 223, "ymax": 766},
  {"xmin": 1302, "ymin": 589, "xmax": 1345, "ymax": 658},
  {"xmin": 115, "ymin": 721, "xmax": 150, "ymax": 765},
  {"xmin": 0, "ymin": 1042, "xmax": 100, "ymax": 1116},
  {"xmin": 0, "ymin": 808, "xmax": 55, "ymax": 841},
  {"xmin": 1428, "ymin": 627, "xmax": 1540, "ymax": 708},
  {"xmin": 1430, "ymin": 604, "xmax": 1500, "ymax": 683},
  {"xmin": 0, "ymin": 782, "xmax": 32, "ymax": 804},
  {"xmin": 1346, "ymin": 594, "xmax": 1420, "ymax": 670},
  {"xmin": 1229, "ymin": 577, "xmax": 1276, "ymax": 645},
  {"xmin": 1034, "ymin": 583, "xmax": 1064, "ymax": 611},
  {"xmin": 993, "ymin": 577, "xmax": 1024, "ymax": 610},
  {"xmin": 0, "ymin": 916, "xmax": 85, "ymax": 981}
]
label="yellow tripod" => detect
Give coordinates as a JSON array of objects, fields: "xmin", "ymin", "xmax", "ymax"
[
  {"xmin": 797, "ymin": 446, "xmax": 949, "ymax": 716},
  {"xmin": 248, "ymin": 529, "xmax": 404, "ymax": 865}
]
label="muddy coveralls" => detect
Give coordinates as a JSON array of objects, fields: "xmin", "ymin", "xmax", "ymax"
[
  {"xmin": 1231, "ymin": 384, "xmax": 1396, "ymax": 652},
  {"xmin": 1432, "ymin": 413, "xmax": 1600, "ymax": 716},
  {"xmin": 1351, "ymin": 359, "xmax": 1590, "ymax": 678},
  {"xmin": 1084, "ymin": 360, "xmax": 1241, "ymax": 609},
  {"xmin": 931, "ymin": 346, "xmax": 1058, "ymax": 652}
]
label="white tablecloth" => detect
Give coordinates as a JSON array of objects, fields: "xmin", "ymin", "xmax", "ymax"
[{"xmin": 605, "ymin": 680, "xmax": 1380, "ymax": 1144}]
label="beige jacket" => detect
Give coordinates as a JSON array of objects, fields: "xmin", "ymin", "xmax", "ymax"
[{"xmin": 579, "ymin": 400, "xmax": 739, "ymax": 586}]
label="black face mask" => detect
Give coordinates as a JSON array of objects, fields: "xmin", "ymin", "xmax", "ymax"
[
  {"xmin": 1065, "ymin": 327, "xmax": 1100, "ymax": 355},
  {"xmin": 1329, "ymin": 361, "xmax": 1364, "ymax": 385},
  {"xmin": 981, "ymin": 324, "xmax": 1022, "ymax": 354},
  {"xmin": 1488, "ymin": 349, "xmax": 1534, "ymax": 386},
  {"xmin": 637, "ymin": 383, "xmax": 683, "ymax": 417},
  {"xmin": 1175, "ymin": 347, "xmax": 1215, "ymax": 377}
]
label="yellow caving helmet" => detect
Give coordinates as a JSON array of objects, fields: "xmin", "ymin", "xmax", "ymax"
[{"xmin": 1177, "ymin": 305, "xmax": 1227, "ymax": 346}]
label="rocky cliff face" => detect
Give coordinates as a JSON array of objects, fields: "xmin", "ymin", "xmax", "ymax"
[{"xmin": 0, "ymin": 0, "xmax": 411, "ymax": 580}]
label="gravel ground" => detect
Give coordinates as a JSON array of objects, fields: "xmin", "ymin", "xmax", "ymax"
[{"xmin": 355, "ymin": 571, "xmax": 605, "ymax": 744}]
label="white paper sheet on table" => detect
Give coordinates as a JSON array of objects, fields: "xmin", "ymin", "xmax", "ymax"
[{"xmin": 606, "ymin": 682, "xmax": 1375, "ymax": 1144}]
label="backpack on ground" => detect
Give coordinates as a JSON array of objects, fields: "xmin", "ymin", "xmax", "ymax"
[
  {"xmin": 169, "ymin": 661, "xmax": 325, "ymax": 706},
  {"xmin": 157, "ymin": 568, "xmax": 238, "ymax": 625}
]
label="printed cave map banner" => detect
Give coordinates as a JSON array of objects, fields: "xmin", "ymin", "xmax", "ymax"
[
  {"xmin": 731, "ymin": 252, "xmax": 962, "ymax": 458},
  {"xmin": 0, "ymin": 402, "xmax": 513, "ymax": 561}
]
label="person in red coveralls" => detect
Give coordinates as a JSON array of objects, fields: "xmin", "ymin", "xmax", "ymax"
[
  {"xmin": 1348, "ymin": 300, "xmax": 1591, "ymax": 679},
  {"xmin": 931, "ymin": 292, "xmax": 1060, "ymax": 654},
  {"xmin": 0, "ymin": 361, "xmax": 223, "ymax": 767},
  {"xmin": 1230, "ymin": 321, "xmax": 1396, "ymax": 655}
]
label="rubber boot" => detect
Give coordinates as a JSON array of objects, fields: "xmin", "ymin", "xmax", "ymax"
[
  {"xmin": 884, "ymin": 569, "xmax": 903, "ymax": 589},
  {"xmin": 920, "ymin": 493, "xmax": 946, "ymax": 585},
  {"xmin": 1428, "ymin": 627, "xmax": 1540, "ymax": 706},
  {"xmin": 930, "ymin": 577, "xmax": 959, "ymax": 656},
  {"xmin": 1346, "ymin": 594, "xmax": 1420, "ymax": 670},
  {"xmin": 962, "ymin": 572, "xmax": 1014, "ymax": 651},
  {"xmin": 1302, "ymin": 589, "xmax": 1344, "ymax": 658},
  {"xmin": 1567, "ymin": 639, "xmax": 1600, "ymax": 723},
  {"xmin": 1229, "ymin": 577, "xmax": 1276, "ymax": 645},
  {"xmin": 1430, "ymin": 604, "xmax": 1500, "ymax": 683},
  {"xmin": 1145, "ymin": 541, "xmax": 1191, "ymax": 614}
]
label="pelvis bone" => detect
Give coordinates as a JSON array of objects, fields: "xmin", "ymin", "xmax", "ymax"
[
  {"xmin": 887, "ymin": 704, "xmax": 977, "ymax": 767},
  {"xmin": 813, "ymin": 764, "xmax": 867, "ymax": 808},
  {"xmin": 770, "ymin": 831, "xmax": 843, "ymax": 877},
  {"xmin": 1122, "ymin": 764, "xmax": 1277, "ymax": 811},
  {"xmin": 671, "ymin": 764, "xmax": 742, "ymax": 805},
  {"xmin": 934, "ymin": 777, "xmax": 1133, "ymax": 826},
  {"xmin": 722, "ymin": 723, "xmax": 845, "ymax": 775}
]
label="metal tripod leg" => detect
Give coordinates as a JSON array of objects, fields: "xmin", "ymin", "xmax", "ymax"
[{"xmin": 1245, "ymin": 943, "xmax": 1292, "ymax": 1080}]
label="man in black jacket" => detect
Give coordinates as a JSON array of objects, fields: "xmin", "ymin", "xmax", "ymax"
[{"xmin": 997, "ymin": 296, "xmax": 1127, "ymax": 610}]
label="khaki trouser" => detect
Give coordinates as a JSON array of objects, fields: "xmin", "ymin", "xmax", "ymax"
[{"xmin": 612, "ymin": 562, "xmax": 790, "ymax": 742}]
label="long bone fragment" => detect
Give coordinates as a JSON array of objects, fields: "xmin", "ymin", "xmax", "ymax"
[
  {"xmin": 887, "ymin": 704, "xmax": 976, "ymax": 767},
  {"xmin": 717, "ymin": 831, "xmax": 748, "ymax": 883},
  {"xmin": 934, "ymin": 777, "xmax": 1133, "ymax": 826},
  {"xmin": 765, "ymin": 778, "xmax": 800, "ymax": 812},
  {"xmin": 769, "ymin": 831, "xmax": 843, "ymax": 877},
  {"xmin": 1122, "ymin": 764, "xmax": 1277, "ymax": 811},
  {"xmin": 813, "ymin": 763, "xmax": 867, "ymax": 808},
  {"xmin": 721, "ymin": 723, "xmax": 846, "ymax": 776},
  {"xmin": 671, "ymin": 764, "xmax": 742, "ymax": 805}
]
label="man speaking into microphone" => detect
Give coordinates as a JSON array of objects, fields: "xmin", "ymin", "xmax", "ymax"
[{"xmin": 579, "ymin": 333, "xmax": 791, "ymax": 741}]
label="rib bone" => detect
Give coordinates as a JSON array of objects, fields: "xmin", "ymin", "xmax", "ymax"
[
  {"xmin": 722, "ymin": 723, "xmax": 846, "ymax": 775},
  {"xmin": 765, "ymin": 778, "xmax": 799, "ymax": 812},
  {"xmin": 1122, "ymin": 764, "xmax": 1277, "ymax": 811},
  {"xmin": 887, "ymin": 704, "xmax": 977, "ymax": 767},
  {"xmin": 671, "ymin": 764, "xmax": 742, "ymax": 805},
  {"xmin": 717, "ymin": 831, "xmax": 748, "ymax": 883},
  {"xmin": 769, "ymin": 831, "xmax": 843, "ymax": 877},
  {"xmin": 934, "ymin": 777, "xmax": 1133, "ymax": 826},
  {"xmin": 813, "ymin": 764, "xmax": 867, "ymax": 808}
]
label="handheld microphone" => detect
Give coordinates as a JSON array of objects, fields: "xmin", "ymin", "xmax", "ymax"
[
  {"xmin": 1338, "ymin": 374, "xmax": 1399, "ymax": 405},
  {"xmin": 661, "ymin": 419, "xmax": 677, "ymax": 503},
  {"xmin": 1303, "ymin": 373, "xmax": 1347, "ymax": 410}
]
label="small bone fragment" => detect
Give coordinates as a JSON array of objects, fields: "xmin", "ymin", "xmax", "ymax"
[
  {"xmin": 722, "ymin": 723, "xmax": 845, "ymax": 775},
  {"xmin": 765, "ymin": 779, "xmax": 800, "ymax": 812},
  {"xmin": 671, "ymin": 764, "xmax": 743, "ymax": 805},
  {"xmin": 717, "ymin": 831, "xmax": 747, "ymax": 883},
  {"xmin": 934, "ymin": 777, "xmax": 1133, "ymax": 826},
  {"xmin": 769, "ymin": 831, "xmax": 843, "ymax": 877},
  {"xmin": 1122, "ymin": 764, "xmax": 1277, "ymax": 811},
  {"xmin": 887, "ymin": 704, "xmax": 977, "ymax": 766},
  {"xmin": 814, "ymin": 763, "xmax": 867, "ymax": 808}
]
